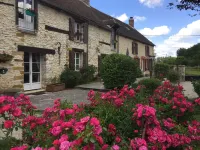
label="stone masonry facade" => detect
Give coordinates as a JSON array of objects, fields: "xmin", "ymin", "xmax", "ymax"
[{"xmin": 0, "ymin": 0, "xmax": 154, "ymax": 92}]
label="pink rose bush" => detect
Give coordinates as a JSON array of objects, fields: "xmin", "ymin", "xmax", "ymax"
[{"xmin": 0, "ymin": 81, "xmax": 199, "ymax": 149}]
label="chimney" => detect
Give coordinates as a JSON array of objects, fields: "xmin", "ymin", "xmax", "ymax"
[
  {"xmin": 129, "ymin": 17, "xmax": 134, "ymax": 28},
  {"xmin": 80, "ymin": 0, "xmax": 90, "ymax": 6}
]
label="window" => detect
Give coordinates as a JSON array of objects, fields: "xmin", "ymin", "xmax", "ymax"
[
  {"xmin": 111, "ymin": 29, "xmax": 117, "ymax": 50},
  {"xmin": 132, "ymin": 42, "xmax": 138, "ymax": 55},
  {"xmin": 145, "ymin": 46, "xmax": 150, "ymax": 56},
  {"xmin": 74, "ymin": 22, "xmax": 84, "ymax": 42},
  {"xmin": 75, "ymin": 52, "xmax": 82, "ymax": 71},
  {"xmin": 17, "ymin": 0, "xmax": 37, "ymax": 31}
]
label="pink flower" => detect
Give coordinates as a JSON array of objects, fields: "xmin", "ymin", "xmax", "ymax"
[
  {"xmin": 61, "ymin": 122, "xmax": 73, "ymax": 129},
  {"xmin": 65, "ymin": 109, "xmax": 74, "ymax": 115},
  {"xmin": 4, "ymin": 120, "xmax": 14, "ymax": 129},
  {"xmin": 11, "ymin": 145, "xmax": 28, "ymax": 150},
  {"xmin": 12, "ymin": 108, "xmax": 22, "ymax": 117},
  {"xmin": 32, "ymin": 147, "xmax": 43, "ymax": 150},
  {"xmin": 112, "ymin": 145, "xmax": 120, "ymax": 150},
  {"xmin": 60, "ymin": 141, "xmax": 71, "ymax": 150},
  {"xmin": 129, "ymin": 89, "xmax": 135, "ymax": 97},
  {"xmin": 139, "ymin": 146, "xmax": 148, "ymax": 150},
  {"xmin": 114, "ymin": 99, "xmax": 124, "ymax": 107},
  {"xmin": 80, "ymin": 116, "xmax": 90, "ymax": 124},
  {"xmin": 50, "ymin": 126, "xmax": 62, "ymax": 136},
  {"xmin": 74, "ymin": 122, "xmax": 85, "ymax": 133},
  {"xmin": 90, "ymin": 117, "xmax": 100, "ymax": 126},
  {"xmin": 93, "ymin": 125, "xmax": 102, "ymax": 135},
  {"xmin": 115, "ymin": 136, "xmax": 121, "ymax": 143},
  {"xmin": 48, "ymin": 147, "xmax": 56, "ymax": 150},
  {"xmin": 59, "ymin": 134, "xmax": 69, "ymax": 143},
  {"xmin": 101, "ymin": 144, "xmax": 109, "ymax": 150}
]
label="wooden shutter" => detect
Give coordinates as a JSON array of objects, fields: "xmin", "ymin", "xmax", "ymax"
[
  {"xmin": 34, "ymin": 0, "xmax": 38, "ymax": 30},
  {"xmin": 69, "ymin": 18, "xmax": 75, "ymax": 41},
  {"xmin": 83, "ymin": 23, "xmax": 88, "ymax": 43},
  {"xmin": 83, "ymin": 52, "xmax": 87, "ymax": 68},
  {"xmin": 132, "ymin": 42, "xmax": 134, "ymax": 54},
  {"xmin": 136, "ymin": 43, "xmax": 138, "ymax": 55},
  {"xmin": 15, "ymin": 0, "xmax": 18, "ymax": 25},
  {"xmin": 69, "ymin": 50, "xmax": 75, "ymax": 70}
]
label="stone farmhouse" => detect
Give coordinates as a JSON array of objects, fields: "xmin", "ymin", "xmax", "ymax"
[{"xmin": 0, "ymin": 0, "xmax": 155, "ymax": 92}]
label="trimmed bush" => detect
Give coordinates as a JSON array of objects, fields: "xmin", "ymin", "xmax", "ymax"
[
  {"xmin": 138, "ymin": 78, "xmax": 161, "ymax": 95},
  {"xmin": 154, "ymin": 63, "xmax": 170, "ymax": 79},
  {"xmin": 167, "ymin": 70, "xmax": 180, "ymax": 83},
  {"xmin": 192, "ymin": 80, "xmax": 200, "ymax": 97},
  {"xmin": 80, "ymin": 65, "xmax": 96, "ymax": 84},
  {"xmin": 100, "ymin": 54, "xmax": 138, "ymax": 89},
  {"xmin": 60, "ymin": 69, "xmax": 81, "ymax": 88}
]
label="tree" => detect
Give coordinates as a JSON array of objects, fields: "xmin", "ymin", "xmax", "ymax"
[
  {"xmin": 169, "ymin": 0, "xmax": 200, "ymax": 16},
  {"xmin": 177, "ymin": 43, "xmax": 200, "ymax": 66}
]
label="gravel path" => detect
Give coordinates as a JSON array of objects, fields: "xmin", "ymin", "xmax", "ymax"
[
  {"xmin": 180, "ymin": 81, "xmax": 198, "ymax": 99},
  {"xmin": 29, "ymin": 89, "xmax": 90, "ymax": 110}
]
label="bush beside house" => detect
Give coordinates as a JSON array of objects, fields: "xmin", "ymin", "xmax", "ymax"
[
  {"xmin": 100, "ymin": 54, "xmax": 139, "ymax": 89},
  {"xmin": 154, "ymin": 63, "xmax": 170, "ymax": 79}
]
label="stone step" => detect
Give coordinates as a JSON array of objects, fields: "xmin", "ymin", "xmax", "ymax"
[{"xmin": 23, "ymin": 89, "xmax": 46, "ymax": 95}]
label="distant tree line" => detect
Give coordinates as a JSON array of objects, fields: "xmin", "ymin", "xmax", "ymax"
[
  {"xmin": 156, "ymin": 43, "xmax": 200, "ymax": 67},
  {"xmin": 177, "ymin": 43, "xmax": 200, "ymax": 66}
]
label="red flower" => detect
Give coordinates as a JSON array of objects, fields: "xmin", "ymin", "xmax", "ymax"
[
  {"xmin": 108, "ymin": 124, "xmax": 116, "ymax": 136},
  {"xmin": 4, "ymin": 120, "xmax": 14, "ymax": 129},
  {"xmin": 13, "ymin": 108, "xmax": 22, "ymax": 117}
]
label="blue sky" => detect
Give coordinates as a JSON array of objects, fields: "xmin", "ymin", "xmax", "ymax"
[{"xmin": 91, "ymin": 0, "xmax": 200, "ymax": 57}]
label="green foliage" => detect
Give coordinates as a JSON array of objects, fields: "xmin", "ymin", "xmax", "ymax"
[
  {"xmin": 138, "ymin": 78, "xmax": 161, "ymax": 96},
  {"xmin": 177, "ymin": 43, "xmax": 200, "ymax": 66},
  {"xmin": 154, "ymin": 63, "xmax": 170, "ymax": 79},
  {"xmin": 176, "ymin": 56, "xmax": 187, "ymax": 65},
  {"xmin": 60, "ymin": 69, "xmax": 81, "ymax": 88},
  {"xmin": 156, "ymin": 57, "xmax": 177, "ymax": 65},
  {"xmin": 192, "ymin": 80, "xmax": 200, "ymax": 97},
  {"xmin": 100, "ymin": 54, "xmax": 138, "ymax": 89},
  {"xmin": 80, "ymin": 65, "xmax": 96, "ymax": 84},
  {"xmin": 167, "ymin": 70, "xmax": 180, "ymax": 83},
  {"xmin": 0, "ymin": 137, "xmax": 21, "ymax": 150}
]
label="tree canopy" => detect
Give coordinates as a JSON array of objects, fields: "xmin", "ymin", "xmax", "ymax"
[
  {"xmin": 169, "ymin": 0, "xmax": 200, "ymax": 16},
  {"xmin": 177, "ymin": 43, "xmax": 200, "ymax": 66}
]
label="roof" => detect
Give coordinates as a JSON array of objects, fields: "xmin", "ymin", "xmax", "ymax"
[{"xmin": 39, "ymin": 0, "xmax": 155, "ymax": 46}]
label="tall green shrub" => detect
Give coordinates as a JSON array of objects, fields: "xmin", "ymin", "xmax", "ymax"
[
  {"xmin": 154, "ymin": 63, "xmax": 170, "ymax": 79},
  {"xmin": 192, "ymin": 80, "xmax": 200, "ymax": 97},
  {"xmin": 100, "ymin": 54, "xmax": 138, "ymax": 89},
  {"xmin": 167, "ymin": 70, "xmax": 180, "ymax": 83},
  {"xmin": 60, "ymin": 69, "xmax": 81, "ymax": 88}
]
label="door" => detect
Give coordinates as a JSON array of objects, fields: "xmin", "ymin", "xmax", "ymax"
[{"xmin": 24, "ymin": 52, "xmax": 41, "ymax": 91}]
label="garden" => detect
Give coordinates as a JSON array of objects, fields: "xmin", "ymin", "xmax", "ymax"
[{"xmin": 0, "ymin": 54, "xmax": 200, "ymax": 150}]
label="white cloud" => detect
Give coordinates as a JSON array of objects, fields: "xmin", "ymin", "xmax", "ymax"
[
  {"xmin": 116, "ymin": 13, "xmax": 129, "ymax": 22},
  {"xmin": 139, "ymin": 26, "xmax": 171, "ymax": 36},
  {"xmin": 154, "ymin": 20, "xmax": 200, "ymax": 57},
  {"xmin": 139, "ymin": 0, "xmax": 163, "ymax": 8},
  {"xmin": 134, "ymin": 16, "xmax": 146, "ymax": 22}
]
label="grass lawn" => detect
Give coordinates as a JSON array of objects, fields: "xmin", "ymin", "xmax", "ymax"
[{"xmin": 186, "ymin": 67, "xmax": 200, "ymax": 76}]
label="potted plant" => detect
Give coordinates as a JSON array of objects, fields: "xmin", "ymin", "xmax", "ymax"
[
  {"xmin": 0, "ymin": 52, "xmax": 13, "ymax": 63},
  {"xmin": 46, "ymin": 77, "xmax": 65, "ymax": 92}
]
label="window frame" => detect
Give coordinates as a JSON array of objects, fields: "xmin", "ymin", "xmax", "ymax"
[
  {"xmin": 16, "ymin": 0, "xmax": 37, "ymax": 32},
  {"xmin": 74, "ymin": 52, "xmax": 83, "ymax": 71},
  {"xmin": 74, "ymin": 22, "xmax": 84, "ymax": 43},
  {"xmin": 132, "ymin": 42, "xmax": 138, "ymax": 55}
]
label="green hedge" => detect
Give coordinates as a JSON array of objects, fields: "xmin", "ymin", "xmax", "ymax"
[
  {"xmin": 100, "ymin": 54, "xmax": 138, "ymax": 89},
  {"xmin": 138, "ymin": 78, "xmax": 161, "ymax": 95}
]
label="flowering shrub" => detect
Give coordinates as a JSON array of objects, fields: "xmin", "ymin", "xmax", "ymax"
[{"xmin": 0, "ymin": 81, "xmax": 200, "ymax": 150}]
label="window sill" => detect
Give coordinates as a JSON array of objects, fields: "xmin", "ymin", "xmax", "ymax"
[{"xmin": 17, "ymin": 27, "xmax": 37, "ymax": 35}]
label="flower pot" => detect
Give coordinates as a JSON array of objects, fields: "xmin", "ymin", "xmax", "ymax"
[{"xmin": 46, "ymin": 83, "xmax": 65, "ymax": 92}]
